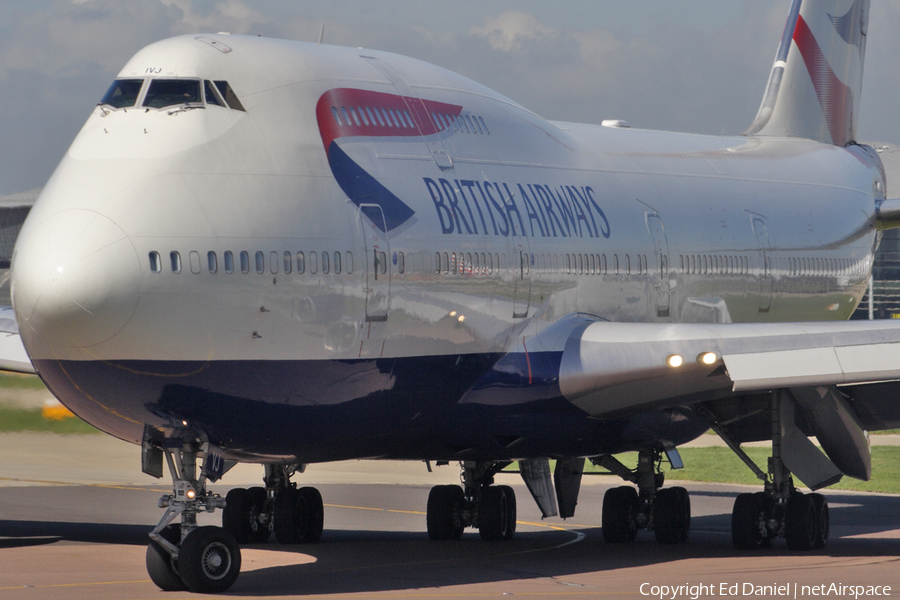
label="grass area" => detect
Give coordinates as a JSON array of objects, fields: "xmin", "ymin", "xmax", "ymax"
[
  {"xmin": 0, "ymin": 371, "xmax": 49, "ymax": 391},
  {"xmin": 0, "ymin": 407, "xmax": 100, "ymax": 434}
]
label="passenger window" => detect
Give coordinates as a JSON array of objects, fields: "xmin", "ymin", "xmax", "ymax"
[
  {"xmin": 450, "ymin": 252, "xmax": 457, "ymax": 274},
  {"xmin": 466, "ymin": 252, "xmax": 472, "ymax": 274},
  {"xmin": 143, "ymin": 79, "xmax": 201, "ymax": 109},
  {"xmin": 397, "ymin": 252, "xmax": 404, "ymax": 274},
  {"xmin": 345, "ymin": 251, "xmax": 353, "ymax": 274},
  {"xmin": 149, "ymin": 251, "xmax": 161, "ymax": 273},
  {"xmin": 334, "ymin": 251, "xmax": 341, "ymax": 274},
  {"xmin": 322, "ymin": 251, "xmax": 330, "ymax": 274},
  {"xmin": 366, "ymin": 106, "xmax": 378, "ymax": 126},
  {"xmin": 349, "ymin": 107, "xmax": 361, "ymax": 126},
  {"xmin": 331, "ymin": 106, "xmax": 342, "ymax": 125},
  {"xmin": 224, "ymin": 251, "xmax": 234, "ymax": 274},
  {"xmin": 488, "ymin": 253, "xmax": 493, "ymax": 274},
  {"xmin": 255, "ymin": 251, "xmax": 264, "ymax": 274},
  {"xmin": 213, "ymin": 81, "xmax": 245, "ymax": 111},
  {"xmin": 478, "ymin": 116, "xmax": 490, "ymax": 135},
  {"xmin": 189, "ymin": 251, "xmax": 201, "ymax": 274},
  {"xmin": 614, "ymin": 254, "xmax": 619, "ymax": 275},
  {"xmin": 170, "ymin": 251, "xmax": 182, "ymax": 274},
  {"xmin": 204, "ymin": 80, "xmax": 223, "ymax": 106},
  {"xmin": 310, "ymin": 251, "xmax": 318, "ymax": 274},
  {"xmin": 101, "ymin": 79, "xmax": 144, "ymax": 109},
  {"xmin": 207, "ymin": 251, "xmax": 217, "ymax": 274},
  {"xmin": 297, "ymin": 251, "xmax": 305, "ymax": 274},
  {"xmin": 283, "ymin": 251, "xmax": 292, "ymax": 274},
  {"xmin": 565, "ymin": 254, "xmax": 571, "ymax": 274},
  {"xmin": 435, "ymin": 252, "xmax": 441, "ymax": 274},
  {"xmin": 379, "ymin": 251, "xmax": 387, "ymax": 275},
  {"xmin": 443, "ymin": 252, "xmax": 450, "ymax": 274},
  {"xmin": 240, "ymin": 251, "xmax": 249, "ymax": 274},
  {"xmin": 270, "ymin": 251, "xmax": 278, "ymax": 274},
  {"xmin": 403, "ymin": 110, "xmax": 414, "ymax": 128}
]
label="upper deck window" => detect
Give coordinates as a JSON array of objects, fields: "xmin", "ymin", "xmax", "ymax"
[
  {"xmin": 100, "ymin": 79, "xmax": 144, "ymax": 109},
  {"xmin": 143, "ymin": 79, "xmax": 201, "ymax": 109}
]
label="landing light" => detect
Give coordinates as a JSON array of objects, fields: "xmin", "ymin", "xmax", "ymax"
[
  {"xmin": 458, "ymin": 315, "xmax": 465, "ymax": 323},
  {"xmin": 665, "ymin": 354, "xmax": 683, "ymax": 368},
  {"xmin": 697, "ymin": 352, "xmax": 718, "ymax": 365},
  {"xmin": 186, "ymin": 489, "xmax": 196, "ymax": 499}
]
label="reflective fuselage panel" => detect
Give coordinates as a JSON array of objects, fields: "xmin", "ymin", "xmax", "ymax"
[{"xmin": 11, "ymin": 35, "xmax": 883, "ymax": 462}]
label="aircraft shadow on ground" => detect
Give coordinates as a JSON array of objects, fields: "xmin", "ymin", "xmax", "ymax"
[
  {"xmin": 0, "ymin": 520, "xmax": 151, "ymax": 548},
  {"xmin": 228, "ymin": 499, "xmax": 900, "ymax": 597}
]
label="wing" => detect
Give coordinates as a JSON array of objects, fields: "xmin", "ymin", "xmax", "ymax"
[
  {"xmin": 548, "ymin": 316, "xmax": 900, "ymax": 486},
  {"xmin": 0, "ymin": 306, "xmax": 35, "ymax": 374},
  {"xmin": 559, "ymin": 319, "xmax": 900, "ymax": 417}
]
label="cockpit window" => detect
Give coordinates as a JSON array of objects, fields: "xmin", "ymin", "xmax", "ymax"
[
  {"xmin": 214, "ymin": 81, "xmax": 245, "ymax": 111},
  {"xmin": 142, "ymin": 79, "xmax": 201, "ymax": 109},
  {"xmin": 204, "ymin": 80, "xmax": 223, "ymax": 107},
  {"xmin": 100, "ymin": 79, "xmax": 144, "ymax": 109}
]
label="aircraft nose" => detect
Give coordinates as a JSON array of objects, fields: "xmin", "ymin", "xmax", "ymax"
[{"xmin": 13, "ymin": 209, "xmax": 141, "ymax": 350}]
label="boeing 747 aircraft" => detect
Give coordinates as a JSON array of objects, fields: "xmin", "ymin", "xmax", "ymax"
[{"xmin": 4, "ymin": 0, "xmax": 900, "ymax": 593}]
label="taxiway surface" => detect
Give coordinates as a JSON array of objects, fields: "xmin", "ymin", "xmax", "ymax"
[{"xmin": 1, "ymin": 433, "xmax": 899, "ymax": 599}]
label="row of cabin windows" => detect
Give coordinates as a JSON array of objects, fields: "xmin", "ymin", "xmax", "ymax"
[
  {"xmin": 150, "ymin": 250, "xmax": 353, "ymax": 276},
  {"xmin": 329, "ymin": 104, "xmax": 490, "ymax": 136},
  {"xmin": 680, "ymin": 254, "xmax": 864, "ymax": 277},
  {"xmin": 787, "ymin": 256, "xmax": 862, "ymax": 277},
  {"xmin": 331, "ymin": 105, "xmax": 415, "ymax": 130},
  {"xmin": 681, "ymin": 254, "xmax": 749, "ymax": 276},
  {"xmin": 427, "ymin": 251, "xmax": 651, "ymax": 277},
  {"xmin": 150, "ymin": 248, "xmax": 866, "ymax": 280},
  {"xmin": 431, "ymin": 112, "xmax": 489, "ymax": 135}
]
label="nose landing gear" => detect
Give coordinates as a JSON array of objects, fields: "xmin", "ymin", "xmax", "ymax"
[{"xmin": 144, "ymin": 438, "xmax": 240, "ymax": 594}]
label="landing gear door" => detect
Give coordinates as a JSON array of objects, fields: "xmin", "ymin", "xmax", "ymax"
[
  {"xmin": 646, "ymin": 214, "xmax": 671, "ymax": 317},
  {"xmin": 359, "ymin": 204, "xmax": 391, "ymax": 322},
  {"xmin": 513, "ymin": 242, "xmax": 531, "ymax": 319},
  {"xmin": 752, "ymin": 217, "xmax": 772, "ymax": 313}
]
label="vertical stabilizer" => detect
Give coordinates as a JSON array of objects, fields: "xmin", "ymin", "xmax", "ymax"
[{"xmin": 745, "ymin": 0, "xmax": 869, "ymax": 146}]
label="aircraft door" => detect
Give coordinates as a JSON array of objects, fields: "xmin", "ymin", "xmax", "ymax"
[
  {"xmin": 359, "ymin": 204, "xmax": 391, "ymax": 322},
  {"xmin": 752, "ymin": 217, "xmax": 773, "ymax": 313},
  {"xmin": 513, "ymin": 242, "xmax": 532, "ymax": 319},
  {"xmin": 646, "ymin": 214, "xmax": 671, "ymax": 317}
]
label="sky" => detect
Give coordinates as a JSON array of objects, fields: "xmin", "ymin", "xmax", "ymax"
[{"xmin": 1, "ymin": 0, "xmax": 898, "ymax": 197}]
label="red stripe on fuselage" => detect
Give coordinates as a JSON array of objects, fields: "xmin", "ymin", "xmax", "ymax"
[
  {"xmin": 792, "ymin": 15, "xmax": 854, "ymax": 145},
  {"xmin": 316, "ymin": 88, "xmax": 463, "ymax": 150}
]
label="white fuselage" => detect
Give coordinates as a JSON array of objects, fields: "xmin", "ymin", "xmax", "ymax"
[{"xmin": 9, "ymin": 34, "xmax": 884, "ymax": 461}]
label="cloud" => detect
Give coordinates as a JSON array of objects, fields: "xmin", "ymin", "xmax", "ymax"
[{"xmin": 470, "ymin": 11, "xmax": 556, "ymax": 53}]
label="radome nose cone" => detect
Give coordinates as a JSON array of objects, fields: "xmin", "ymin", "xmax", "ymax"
[{"xmin": 13, "ymin": 210, "xmax": 140, "ymax": 349}]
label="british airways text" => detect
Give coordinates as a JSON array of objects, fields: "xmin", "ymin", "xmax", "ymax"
[{"xmin": 425, "ymin": 178, "xmax": 611, "ymax": 239}]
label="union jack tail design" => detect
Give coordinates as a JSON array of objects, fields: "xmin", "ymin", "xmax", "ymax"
[{"xmin": 746, "ymin": 0, "xmax": 868, "ymax": 146}]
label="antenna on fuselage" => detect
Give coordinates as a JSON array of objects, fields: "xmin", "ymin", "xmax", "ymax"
[{"xmin": 317, "ymin": 24, "xmax": 325, "ymax": 45}]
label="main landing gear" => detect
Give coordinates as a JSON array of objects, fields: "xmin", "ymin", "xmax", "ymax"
[
  {"xmin": 221, "ymin": 463, "xmax": 324, "ymax": 545},
  {"xmin": 699, "ymin": 390, "xmax": 830, "ymax": 551},
  {"xmin": 594, "ymin": 448, "xmax": 691, "ymax": 544},
  {"xmin": 144, "ymin": 439, "xmax": 240, "ymax": 594},
  {"xmin": 426, "ymin": 461, "xmax": 517, "ymax": 541}
]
